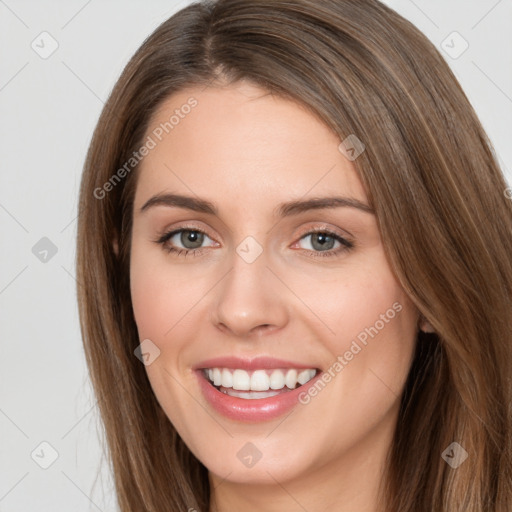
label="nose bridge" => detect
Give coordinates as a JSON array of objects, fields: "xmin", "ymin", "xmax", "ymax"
[{"xmin": 212, "ymin": 245, "xmax": 288, "ymax": 337}]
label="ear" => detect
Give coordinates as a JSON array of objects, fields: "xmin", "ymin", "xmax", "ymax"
[
  {"xmin": 418, "ymin": 314, "xmax": 436, "ymax": 333},
  {"xmin": 112, "ymin": 236, "xmax": 119, "ymax": 257}
]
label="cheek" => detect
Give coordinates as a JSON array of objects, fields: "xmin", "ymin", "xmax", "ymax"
[
  {"xmin": 286, "ymin": 254, "xmax": 418, "ymax": 396},
  {"xmin": 130, "ymin": 256, "xmax": 174, "ymax": 371},
  {"xmin": 129, "ymin": 247, "xmax": 201, "ymax": 420},
  {"xmin": 334, "ymin": 274, "xmax": 411, "ymax": 347},
  {"xmin": 129, "ymin": 242, "xmax": 201, "ymax": 341},
  {"xmin": 130, "ymin": 261, "xmax": 169, "ymax": 340},
  {"xmin": 286, "ymin": 257, "xmax": 415, "ymax": 349}
]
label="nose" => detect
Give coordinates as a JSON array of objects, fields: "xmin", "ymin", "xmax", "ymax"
[{"xmin": 210, "ymin": 250, "xmax": 289, "ymax": 338}]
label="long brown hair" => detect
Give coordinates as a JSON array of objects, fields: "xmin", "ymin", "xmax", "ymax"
[{"xmin": 76, "ymin": 1, "xmax": 512, "ymax": 510}]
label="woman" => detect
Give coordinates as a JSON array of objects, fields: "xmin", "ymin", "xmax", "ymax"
[{"xmin": 76, "ymin": 0, "xmax": 512, "ymax": 510}]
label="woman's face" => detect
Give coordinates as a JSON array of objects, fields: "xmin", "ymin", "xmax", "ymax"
[{"xmin": 129, "ymin": 81, "xmax": 419, "ymax": 487}]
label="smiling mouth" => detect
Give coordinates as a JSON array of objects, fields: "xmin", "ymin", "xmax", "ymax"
[{"xmin": 202, "ymin": 367, "xmax": 320, "ymax": 400}]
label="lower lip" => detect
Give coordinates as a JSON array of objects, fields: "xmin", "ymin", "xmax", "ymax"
[{"xmin": 195, "ymin": 370, "xmax": 323, "ymax": 422}]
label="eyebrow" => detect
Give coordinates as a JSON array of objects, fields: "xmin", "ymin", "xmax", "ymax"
[{"xmin": 139, "ymin": 193, "xmax": 375, "ymax": 217}]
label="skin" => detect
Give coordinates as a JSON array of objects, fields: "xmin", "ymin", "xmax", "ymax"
[{"xmin": 127, "ymin": 80, "xmax": 428, "ymax": 512}]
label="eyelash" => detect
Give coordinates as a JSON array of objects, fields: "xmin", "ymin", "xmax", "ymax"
[{"xmin": 153, "ymin": 225, "xmax": 355, "ymax": 259}]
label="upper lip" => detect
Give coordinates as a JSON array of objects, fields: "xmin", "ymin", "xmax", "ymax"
[{"xmin": 194, "ymin": 356, "xmax": 320, "ymax": 371}]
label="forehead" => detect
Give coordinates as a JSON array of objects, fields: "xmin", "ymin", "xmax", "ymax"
[{"xmin": 134, "ymin": 82, "xmax": 367, "ymax": 210}]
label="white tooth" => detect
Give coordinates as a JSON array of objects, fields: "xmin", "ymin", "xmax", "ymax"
[
  {"xmin": 223, "ymin": 389, "xmax": 283, "ymax": 399},
  {"xmin": 297, "ymin": 369, "xmax": 312, "ymax": 385},
  {"xmin": 213, "ymin": 368, "xmax": 222, "ymax": 386},
  {"xmin": 285, "ymin": 369, "xmax": 298, "ymax": 389},
  {"xmin": 232, "ymin": 369, "xmax": 251, "ymax": 390},
  {"xmin": 209, "ymin": 367, "xmax": 317, "ymax": 390},
  {"xmin": 270, "ymin": 369, "xmax": 286, "ymax": 390},
  {"xmin": 251, "ymin": 370, "xmax": 270, "ymax": 391},
  {"xmin": 221, "ymin": 368, "xmax": 233, "ymax": 388}
]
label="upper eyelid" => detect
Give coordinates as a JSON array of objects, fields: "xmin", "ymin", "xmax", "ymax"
[{"xmin": 159, "ymin": 219, "xmax": 353, "ymax": 237}]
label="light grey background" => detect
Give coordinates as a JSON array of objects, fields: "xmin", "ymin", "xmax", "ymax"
[{"xmin": 1, "ymin": 1, "xmax": 511, "ymax": 510}]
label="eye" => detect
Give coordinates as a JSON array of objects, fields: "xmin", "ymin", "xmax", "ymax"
[
  {"xmin": 153, "ymin": 226, "xmax": 354, "ymax": 259},
  {"xmin": 154, "ymin": 227, "xmax": 217, "ymax": 256},
  {"xmin": 295, "ymin": 229, "xmax": 354, "ymax": 258}
]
